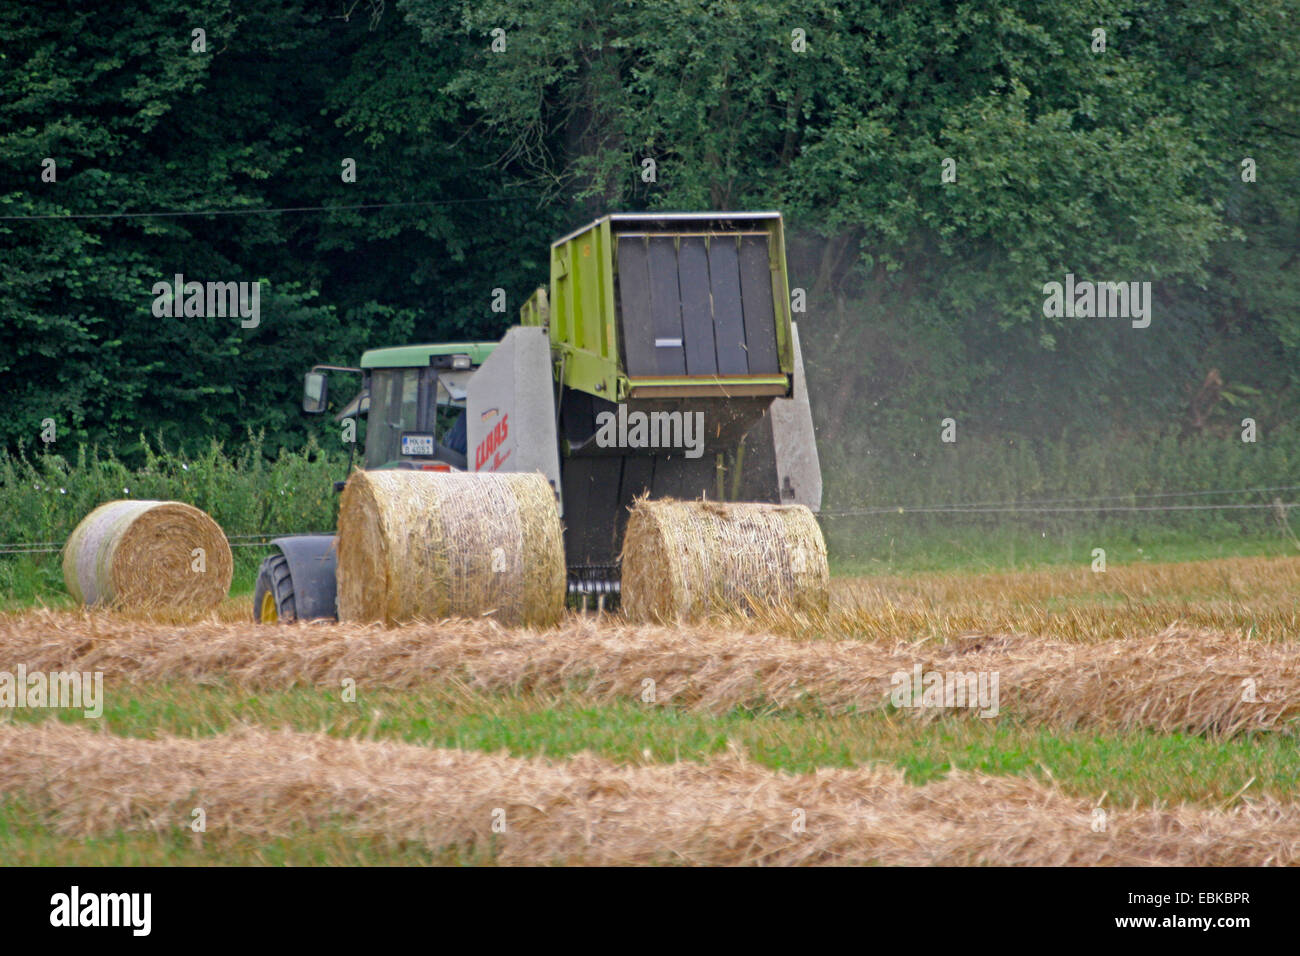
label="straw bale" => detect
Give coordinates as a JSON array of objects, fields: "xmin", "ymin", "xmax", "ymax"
[
  {"xmin": 61, "ymin": 500, "xmax": 232, "ymax": 612},
  {"xmin": 622, "ymin": 498, "xmax": 829, "ymax": 622},
  {"xmin": 336, "ymin": 469, "xmax": 564, "ymax": 626}
]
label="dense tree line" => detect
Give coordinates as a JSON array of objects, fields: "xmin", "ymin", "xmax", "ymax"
[{"xmin": 2, "ymin": 1, "xmax": 1297, "ymax": 493}]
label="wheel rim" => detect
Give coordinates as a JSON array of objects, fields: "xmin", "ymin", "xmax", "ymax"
[{"xmin": 260, "ymin": 590, "xmax": 278, "ymax": 623}]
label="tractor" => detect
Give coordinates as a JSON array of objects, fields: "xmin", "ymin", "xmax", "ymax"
[{"xmin": 253, "ymin": 211, "xmax": 821, "ymax": 622}]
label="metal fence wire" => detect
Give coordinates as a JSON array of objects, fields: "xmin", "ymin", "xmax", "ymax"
[{"xmin": 3, "ymin": 484, "xmax": 1299, "ymax": 553}]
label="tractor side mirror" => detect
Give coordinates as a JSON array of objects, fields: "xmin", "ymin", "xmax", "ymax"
[{"xmin": 303, "ymin": 371, "xmax": 328, "ymax": 413}]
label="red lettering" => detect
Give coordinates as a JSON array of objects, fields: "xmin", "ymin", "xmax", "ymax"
[{"xmin": 474, "ymin": 413, "xmax": 510, "ymax": 471}]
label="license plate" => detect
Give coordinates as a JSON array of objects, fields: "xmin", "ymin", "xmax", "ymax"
[{"xmin": 401, "ymin": 433, "xmax": 436, "ymax": 456}]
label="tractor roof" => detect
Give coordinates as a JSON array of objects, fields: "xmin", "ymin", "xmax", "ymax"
[{"xmin": 360, "ymin": 342, "xmax": 497, "ymax": 369}]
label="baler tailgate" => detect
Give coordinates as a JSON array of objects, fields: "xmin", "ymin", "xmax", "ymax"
[
  {"xmin": 738, "ymin": 236, "xmax": 780, "ymax": 373},
  {"xmin": 617, "ymin": 231, "xmax": 781, "ymax": 380},
  {"xmin": 677, "ymin": 237, "xmax": 717, "ymax": 374}
]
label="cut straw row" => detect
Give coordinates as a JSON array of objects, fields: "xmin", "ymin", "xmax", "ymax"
[
  {"xmin": 2, "ymin": 610, "xmax": 1297, "ymax": 736},
  {"xmin": 0, "ymin": 722, "xmax": 1295, "ymax": 865}
]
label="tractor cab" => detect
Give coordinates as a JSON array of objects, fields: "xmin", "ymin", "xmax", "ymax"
[{"xmin": 302, "ymin": 342, "xmax": 496, "ymax": 471}]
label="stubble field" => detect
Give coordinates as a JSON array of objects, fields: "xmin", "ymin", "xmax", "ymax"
[{"xmin": 0, "ymin": 554, "xmax": 1297, "ymax": 865}]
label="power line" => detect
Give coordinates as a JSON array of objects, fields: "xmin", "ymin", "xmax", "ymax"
[
  {"xmin": 0, "ymin": 541, "xmax": 300, "ymax": 554},
  {"xmin": 224, "ymin": 532, "xmax": 332, "ymax": 540},
  {"xmin": 821, "ymin": 502, "xmax": 1299, "ymax": 518},
  {"xmin": 819, "ymin": 484, "xmax": 1300, "ymax": 517},
  {"xmin": 0, "ymin": 531, "xmax": 329, "ymax": 545},
  {"xmin": 0, "ymin": 195, "xmax": 531, "ymax": 223},
  {"xmin": 0, "ymin": 532, "xmax": 331, "ymax": 554}
]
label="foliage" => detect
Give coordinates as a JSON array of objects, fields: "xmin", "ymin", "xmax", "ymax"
[
  {"xmin": 1, "ymin": 0, "xmax": 1298, "ymax": 534},
  {"xmin": 0, "ymin": 436, "xmax": 345, "ymax": 600}
]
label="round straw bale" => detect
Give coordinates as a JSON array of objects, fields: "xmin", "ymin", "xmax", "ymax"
[
  {"xmin": 621, "ymin": 498, "xmax": 829, "ymax": 622},
  {"xmin": 336, "ymin": 470, "xmax": 565, "ymax": 626},
  {"xmin": 62, "ymin": 500, "xmax": 233, "ymax": 612}
]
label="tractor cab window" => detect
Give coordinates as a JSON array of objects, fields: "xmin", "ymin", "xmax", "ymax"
[
  {"xmin": 443, "ymin": 407, "xmax": 467, "ymax": 456},
  {"xmin": 364, "ymin": 364, "xmax": 472, "ymax": 469},
  {"xmin": 436, "ymin": 368, "xmax": 472, "ymax": 459},
  {"xmin": 365, "ymin": 369, "xmax": 422, "ymax": 467}
]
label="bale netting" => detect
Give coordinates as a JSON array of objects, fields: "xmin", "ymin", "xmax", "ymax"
[
  {"xmin": 621, "ymin": 498, "xmax": 830, "ymax": 623},
  {"xmin": 336, "ymin": 470, "xmax": 566, "ymax": 627},
  {"xmin": 62, "ymin": 500, "xmax": 233, "ymax": 612}
]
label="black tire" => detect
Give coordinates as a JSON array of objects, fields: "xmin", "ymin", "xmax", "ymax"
[{"xmin": 253, "ymin": 552, "xmax": 298, "ymax": 623}]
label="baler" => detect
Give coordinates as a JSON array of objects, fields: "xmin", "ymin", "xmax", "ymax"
[{"xmin": 255, "ymin": 211, "xmax": 821, "ymax": 622}]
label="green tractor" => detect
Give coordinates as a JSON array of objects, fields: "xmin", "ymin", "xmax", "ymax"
[{"xmin": 254, "ymin": 211, "xmax": 822, "ymax": 622}]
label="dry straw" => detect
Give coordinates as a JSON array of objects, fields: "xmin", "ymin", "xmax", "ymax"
[
  {"xmin": 3, "ymin": 612, "xmax": 1296, "ymax": 738},
  {"xmin": 621, "ymin": 498, "xmax": 829, "ymax": 622},
  {"xmin": 336, "ymin": 469, "xmax": 565, "ymax": 626},
  {"xmin": 61, "ymin": 500, "xmax": 232, "ymax": 613},
  {"xmin": 1, "ymin": 722, "xmax": 1296, "ymax": 865},
  {"xmin": 808, "ymin": 554, "xmax": 1300, "ymax": 646}
]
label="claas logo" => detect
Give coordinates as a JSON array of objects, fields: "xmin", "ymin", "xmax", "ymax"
[{"xmin": 475, "ymin": 413, "xmax": 509, "ymax": 470}]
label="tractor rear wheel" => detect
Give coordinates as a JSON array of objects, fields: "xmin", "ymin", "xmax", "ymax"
[{"xmin": 254, "ymin": 552, "xmax": 298, "ymax": 623}]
